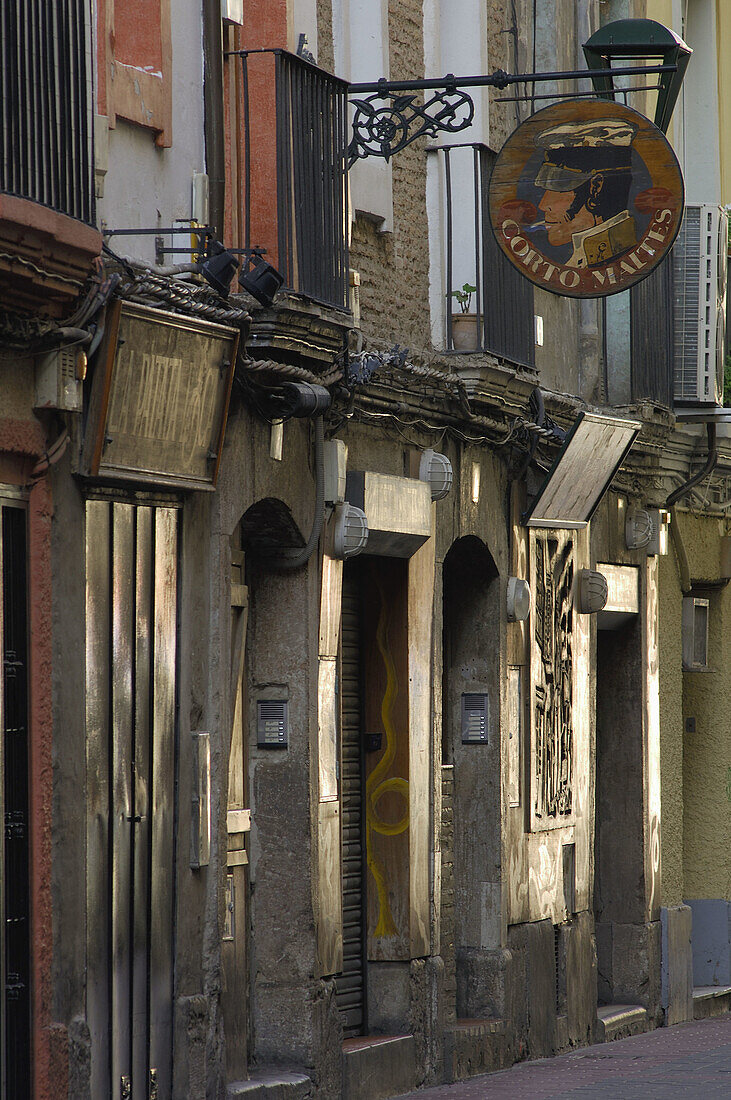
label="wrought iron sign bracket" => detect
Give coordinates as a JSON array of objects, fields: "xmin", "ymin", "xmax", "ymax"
[{"xmin": 347, "ymin": 61, "xmax": 677, "ymax": 165}]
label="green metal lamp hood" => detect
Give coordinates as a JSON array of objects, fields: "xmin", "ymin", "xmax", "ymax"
[{"xmin": 583, "ymin": 18, "xmax": 691, "ymax": 134}]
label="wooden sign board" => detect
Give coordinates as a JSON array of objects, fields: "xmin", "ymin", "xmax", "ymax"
[
  {"xmin": 83, "ymin": 299, "xmax": 239, "ymax": 490},
  {"xmin": 524, "ymin": 411, "xmax": 640, "ymax": 528},
  {"xmin": 489, "ymin": 99, "xmax": 684, "ymax": 298}
]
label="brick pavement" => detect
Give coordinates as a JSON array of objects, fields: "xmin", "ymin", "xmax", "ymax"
[{"xmin": 395, "ymin": 1015, "xmax": 731, "ymax": 1099}]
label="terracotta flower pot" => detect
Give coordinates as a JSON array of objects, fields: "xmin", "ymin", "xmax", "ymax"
[{"xmin": 451, "ymin": 313, "xmax": 480, "ymax": 352}]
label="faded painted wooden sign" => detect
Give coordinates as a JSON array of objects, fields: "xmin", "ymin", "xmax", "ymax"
[
  {"xmin": 84, "ymin": 300, "xmax": 239, "ymax": 489},
  {"xmin": 489, "ymin": 99, "xmax": 684, "ymax": 298}
]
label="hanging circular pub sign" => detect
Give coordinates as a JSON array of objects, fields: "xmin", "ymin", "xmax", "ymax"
[{"xmin": 488, "ymin": 98, "xmax": 684, "ymax": 298}]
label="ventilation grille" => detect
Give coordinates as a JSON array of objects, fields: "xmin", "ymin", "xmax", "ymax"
[{"xmin": 0, "ymin": 0, "xmax": 94, "ymax": 223}]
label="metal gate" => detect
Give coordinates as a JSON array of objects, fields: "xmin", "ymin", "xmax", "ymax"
[
  {"xmin": 335, "ymin": 564, "xmax": 366, "ymax": 1035},
  {"xmin": 86, "ymin": 500, "xmax": 178, "ymax": 1100},
  {"xmin": 1, "ymin": 500, "xmax": 31, "ymax": 1098}
]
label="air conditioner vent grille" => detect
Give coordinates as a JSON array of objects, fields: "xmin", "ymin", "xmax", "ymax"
[{"xmin": 673, "ymin": 204, "xmax": 727, "ymax": 406}]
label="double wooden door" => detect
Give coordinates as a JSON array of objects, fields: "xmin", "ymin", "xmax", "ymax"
[{"xmin": 86, "ymin": 500, "xmax": 178, "ymax": 1100}]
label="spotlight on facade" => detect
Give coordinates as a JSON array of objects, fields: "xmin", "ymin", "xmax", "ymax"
[
  {"xmin": 418, "ymin": 449, "xmax": 453, "ymax": 500},
  {"xmin": 332, "ymin": 502, "xmax": 369, "ymax": 559},
  {"xmin": 200, "ymin": 241, "xmax": 239, "ymax": 297},
  {"xmin": 238, "ymin": 256, "xmax": 284, "ymax": 306},
  {"xmin": 259, "ymin": 382, "xmax": 331, "ymax": 420},
  {"xmin": 507, "ymin": 576, "xmax": 531, "ymax": 622},
  {"xmin": 577, "ymin": 569, "xmax": 608, "ymax": 615}
]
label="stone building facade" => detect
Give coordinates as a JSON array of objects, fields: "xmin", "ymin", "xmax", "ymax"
[{"xmin": 3, "ymin": 1, "xmax": 731, "ymax": 1099}]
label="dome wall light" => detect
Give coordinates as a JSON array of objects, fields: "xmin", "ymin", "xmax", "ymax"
[
  {"xmin": 507, "ymin": 576, "xmax": 531, "ymax": 622},
  {"xmin": 625, "ymin": 508, "xmax": 653, "ymax": 550},
  {"xmin": 626, "ymin": 507, "xmax": 670, "ymax": 555},
  {"xmin": 418, "ymin": 449, "xmax": 453, "ymax": 501},
  {"xmin": 577, "ymin": 569, "xmax": 608, "ymax": 614},
  {"xmin": 333, "ymin": 502, "xmax": 369, "ymax": 559}
]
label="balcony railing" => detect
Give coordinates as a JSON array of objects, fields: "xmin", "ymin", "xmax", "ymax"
[
  {"xmin": 435, "ymin": 142, "xmax": 535, "ymax": 368},
  {"xmin": 238, "ymin": 49, "xmax": 350, "ymax": 312},
  {"xmin": 0, "ymin": 0, "xmax": 94, "ymax": 224}
]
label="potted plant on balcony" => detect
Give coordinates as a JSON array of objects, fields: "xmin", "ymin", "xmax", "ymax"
[{"xmin": 450, "ymin": 283, "xmax": 479, "ymax": 351}]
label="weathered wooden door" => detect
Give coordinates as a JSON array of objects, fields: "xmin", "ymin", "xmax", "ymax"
[
  {"xmin": 86, "ymin": 500, "xmax": 178, "ymax": 1100},
  {"xmin": 221, "ymin": 533, "xmax": 251, "ymax": 1079},
  {"xmin": 0, "ymin": 500, "xmax": 31, "ymax": 1099}
]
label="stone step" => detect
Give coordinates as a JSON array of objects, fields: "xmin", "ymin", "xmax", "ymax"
[
  {"xmin": 227, "ymin": 1071, "xmax": 313, "ymax": 1100},
  {"xmin": 596, "ymin": 1004, "xmax": 648, "ymax": 1042},
  {"xmin": 342, "ymin": 1034, "xmax": 416, "ymax": 1100},
  {"xmin": 692, "ymin": 985, "xmax": 731, "ymax": 1020},
  {"xmin": 444, "ymin": 1017, "xmax": 507, "ymax": 1082}
]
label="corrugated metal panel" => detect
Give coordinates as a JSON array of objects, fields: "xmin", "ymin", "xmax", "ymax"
[
  {"xmin": 0, "ymin": 0, "xmax": 94, "ymax": 223},
  {"xmin": 334, "ymin": 569, "xmax": 365, "ymax": 1036},
  {"xmin": 631, "ymin": 252, "xmax": 674, "ymax": 407}
]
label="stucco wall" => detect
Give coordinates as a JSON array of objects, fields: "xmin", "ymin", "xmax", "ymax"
[
  {"xmin": 96, "ymin": 4, "xmax": 206, "ymax": 261},
  {"xmin": 675, "ymin": 512, "xmax": 731, "ymax": 901},
  {"xmin": 658, "ymin": 549, "xmax": 685, "ymax": 908}
]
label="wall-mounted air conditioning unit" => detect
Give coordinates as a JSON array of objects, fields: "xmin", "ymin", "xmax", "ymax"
[{"xmin": 673, "ymin": 203, "xmax": 728, "ymax": 406}]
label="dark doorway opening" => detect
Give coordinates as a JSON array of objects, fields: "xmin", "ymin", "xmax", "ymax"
[{"xmin": 2, "ymin": 503, "xmax": 31, "ymax": 1098}]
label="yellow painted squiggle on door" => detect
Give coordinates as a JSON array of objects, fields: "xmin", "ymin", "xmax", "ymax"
[{"xmin": 366, "ymin": 577, "xmax": 409, "ymax": 938}]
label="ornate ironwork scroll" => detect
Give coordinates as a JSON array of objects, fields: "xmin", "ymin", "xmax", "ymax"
[
  {"xmin": 348, "ymin": 85, "xmax": 474, "ymax": 165},
  {"xmin": 533, "ymin": 534, "xmax": 574, "ymax": 823}
]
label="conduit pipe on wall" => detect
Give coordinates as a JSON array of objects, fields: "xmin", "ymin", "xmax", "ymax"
[
  {"xmin": 267, "ymin": 416, "xmax": 326, "ymax": 570},
  {"xmin": 669, "ymin": 506, "xmax": 692, "ymax": 595},
  {"xmin": 666, "ymin": 422, "xmax": 718, "ymax": 508},
  {"xmin": 203, "ymin": 0, "xmax": 226, "ymax": 235},
  {"xmin": 665, "ymin": 423, "xmax": 718, "ymax": 595}
]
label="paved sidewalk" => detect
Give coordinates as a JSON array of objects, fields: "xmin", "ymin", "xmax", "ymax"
[{"xmin": 396, "ymin": 1015, "xmax": 731, "ymax": 1099}]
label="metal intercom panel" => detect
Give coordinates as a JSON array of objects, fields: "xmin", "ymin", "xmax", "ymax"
[
  {"xmin": 461, "ymin": 692, "xmax": 489, "ymax": 743},
  {"xmin": 257, "ymin": 699, "xmax": 288, "ymax": 748}
]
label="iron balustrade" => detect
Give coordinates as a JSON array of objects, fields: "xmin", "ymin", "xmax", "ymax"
[
  {"xmin": 435, "ymin": 142, "xmax": 535, "ymax": 368},
  {"xmin": 236, "ymin": 49, "xmax": 350, "ymax": 312},
  {"xmin": 0, "ymin": 0, "xmax": 94, "ymax": 225}
]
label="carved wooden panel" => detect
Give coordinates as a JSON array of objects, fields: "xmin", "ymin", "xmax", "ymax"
[{"xmin": 530, "ymin": 530, "xmax": 575, "ymax": 831}]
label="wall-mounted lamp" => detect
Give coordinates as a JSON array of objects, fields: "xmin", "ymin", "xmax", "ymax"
[
  {"xmin": 200, "ymin": 241, "xmax": 239, "ymax": 297},
  {"xmin": 257, "ymin": 382, "xmax": 331, "ymax": 420},
  {"xmin": 238, "ymin": 256, "xmax": 284, "ymax": 307},
  {"xmin": 507, "ymin": 576, "xmax": 531, "ymax": 622},
  {"xmin": 577, "ymin": 569, "xmax": 608, "ymax": 615},
  {"xmin": 333, "ymin": 502, "xmax": 369, "ymax": 559},
  {"xmin": 625, "ymin": 508, "xmax": 670, "ymax": 555},
  {"xmin": 418, "ymin": 449, "xmax": 453, "ymax": 501},
  {"xmin": 583, "ymin": 19, "xmax": 691, "ymax": 134}
]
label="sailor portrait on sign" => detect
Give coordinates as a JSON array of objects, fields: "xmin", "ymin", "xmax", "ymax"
[{"xmin": 532, "ymin": 118, "xmax": 639, "ymax": 269}]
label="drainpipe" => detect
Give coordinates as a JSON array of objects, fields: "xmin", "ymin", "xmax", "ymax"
[
  {"xmin": 203, "ymin": 0, "xmax": 225, "ymax": 236},
  {"xmin": 666, "ymin": 423, "xmax": 718, "ymax": 595},
  {"xmin": 666, "ymin": 422, "xmax": 718, "ymax": 509}
]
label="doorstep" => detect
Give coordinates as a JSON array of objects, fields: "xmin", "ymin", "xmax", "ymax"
[
  {"xmin": 692, "ymin": 985, "xmax": 731, "ymax": 1020},
  {"xmin": 227, "ymin": 1071, "xmax": 313, "ymax": 1099},
  {"xmin": 342, "ymin": 1034, "xmax": 416, "ymax": 1100},
  {"xmin": 445, "ymin": 1017, "xmax": 507, "ymax": 1081},
  {"xmin": 596, "ymin": 1004, "xmax": 648, "ymax": 1042}
]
